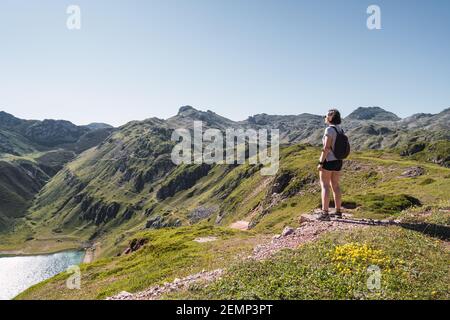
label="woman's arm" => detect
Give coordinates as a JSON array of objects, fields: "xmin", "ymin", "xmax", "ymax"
[{"xmin": 318, "ymin": 135, "xmax": 332, "ymax": 170}]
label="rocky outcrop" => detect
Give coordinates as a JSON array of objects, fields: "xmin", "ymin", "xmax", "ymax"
[
  {"xmin": 400, "ymin": 143, "xmax": 426, "ymax": 156},
  {"xmin": 268, "ymin": 170, "xmax": 316, "ymax": 199},
  {"xmin": 122, "ymin": 206, "xmax": 136, "ymax": 220},
  {"xmin": 213, "ymin": 164, "xmax": 261, "ymax": 200},
  {"xmin": 156, "ymin": 164, "xmax": 212, "ymax": 200},
  {"xmin": 143, "ymin": 155, "xmax": 176, "ymax": 183},
  {"xmin": 188, "ymin": 206, "xmax": 218, "ymax": 223},
  {"xmin": 81, "ymin": 201, "xmax": 121, "ymax": 225},
  {"xmin": 121, "ymin": 238, "xmax": 149, "ymax": 255},
  {"xmin": 248, "ymin": 170, "xmax": 317, "ymax": 229},
  {"xmin": 269, "ymin": 171, "xmax": 293, "ymax": 194},
  {"xmin": 131, "ymin": 155, "xmax": 177, "ymax": 193},
  {"xmin": 282, "ymin": 173, "xmax": 317, "ymax": 197},
  {"xmin": 133, "ymin": 173, "xmax": 145, "ymax": 192},
  {"xmin": 401, "ymin": 167, "xmax": 425, "ymax": 178},
  {"xmin": 145, "ymin": 216, "xmax": 182, "ymax": 229}
]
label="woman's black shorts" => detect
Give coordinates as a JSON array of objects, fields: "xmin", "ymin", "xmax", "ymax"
[{"xmin": 322, "ymin": 160, "xmax": 343, "ymax": 172}]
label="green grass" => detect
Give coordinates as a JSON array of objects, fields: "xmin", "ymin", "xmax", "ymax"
[
  {"xmin": 167, "ymin": 227, "xmax": 450, "ymax": 300},
  {"xmin": 344, "ymin": 194, "xmax": 422, "ymax": 216},
  {"xmin": 397, "ymin": 200, "xmax": 450, "ymax": 226},
  {"xmin": 15, "ymin": 225, "xmax": 266, "ymax": 300}
]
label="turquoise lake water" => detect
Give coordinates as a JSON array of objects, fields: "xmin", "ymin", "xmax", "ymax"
[{"xmin": 0, "ymin": 251, "xmax": 84, "ymax": 300}]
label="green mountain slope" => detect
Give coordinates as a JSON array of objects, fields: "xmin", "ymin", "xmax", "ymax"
[
  {"xmin": 14, "ymin": 146, "xmax": 450, "ymax": 299},
  {"xmin": 0, "ymin": 111, "xmax": 115, "ymax": 231},
  {"xmin": 0, "ymin": 160, "xmax": 48, "ymax": 231}
]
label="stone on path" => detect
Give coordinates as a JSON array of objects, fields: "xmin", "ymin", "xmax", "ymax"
[{"xmin": 281, "ymin": 226, "xmax": 295, "ymax": 237}]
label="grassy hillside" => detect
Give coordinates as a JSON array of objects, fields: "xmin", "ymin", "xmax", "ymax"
[
  {"xmin": 0, "ymin": 111, "xmax": 114, "ymax": 232},
  {"xmin": 15, "ymin": 225, "xmax": 267, "ymax": 300},
  {"xmin": 0, "ymin": 148, "xmax": 80, "ymax": 232},
  {"xmin": 3, "ymin": 142, "xmax": 449, "ymax": 253},
  {"xmin": 12, "ymin": 143, "xmax": 450, "ymax": 300},
  {"xmin": 166, "ymin": 227, "xmax": 449, "ymax": 300},
  {"xmin": 0, "ymin": 159, "xmax": 49, "ymax": 231},
  {"xmin": 0, "ymin": 128, "xmax": 39, "ymax": 155}
]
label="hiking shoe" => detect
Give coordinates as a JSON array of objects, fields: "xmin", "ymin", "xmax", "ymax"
[
  {"xmin": 332, "ymin": 211, "xmax": 343, "ymax": 219},
  {"xmin": 317, "ymin": 211, "xmax": 331, "ymax": 221}
]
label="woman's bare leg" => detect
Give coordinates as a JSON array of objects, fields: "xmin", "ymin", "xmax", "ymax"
[
  {"xmin": 320, "ymin": 169, "xmax": 332, "ymax": 212},
  {"xmin": 330, "ymin": 171, "xmax": 342, "ymax": 212}
]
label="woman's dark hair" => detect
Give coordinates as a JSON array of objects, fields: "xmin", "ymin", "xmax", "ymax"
[{"xmin": 328, "ymin": 109, "xmax": 342, "ymax": 125}]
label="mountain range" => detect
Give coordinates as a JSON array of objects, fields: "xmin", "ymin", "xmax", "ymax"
[{"xmin": 0, "ymin": 106, "xmax": 448, "ymax": 244}]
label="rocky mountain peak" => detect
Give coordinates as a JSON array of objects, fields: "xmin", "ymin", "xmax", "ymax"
[
  {"xmin": 346, "ymin": 107, "xmax": 401, "ymax": 121},
  {"xmin": 0, "ymin": 111, "xmax": 23, "ymax": 127},
  {"xmin": 439, "ymin": 107, "xmax": 450, "ymax": 115},
  {"xmin": 84, "ymin": 123, "xmax": 114, "ymax": 130},
  {"xmin": 177, "ymin": 105, "xmax": 198, "ymax": 115},
  {"xmin": 170, "ymin": 106, "xmax": 237, "ymax": 129},
  {"xmin": 24, "ymin": 119, "xmax": 89, "ymax": 146}
]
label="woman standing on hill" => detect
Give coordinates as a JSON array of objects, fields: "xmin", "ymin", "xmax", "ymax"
[{"xmin": 317, "ymin": 109, "xmax": 345, "ymax": 221}]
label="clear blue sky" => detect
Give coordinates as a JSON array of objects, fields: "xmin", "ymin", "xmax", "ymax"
[{"xmin": 1, "ymin": 0, "xmax": 449, "ymax": 126}]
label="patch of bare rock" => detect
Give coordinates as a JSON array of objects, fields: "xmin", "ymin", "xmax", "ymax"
[{"xmin": 400, "ymin": 166, "xmax": 425, "ymax": 178}]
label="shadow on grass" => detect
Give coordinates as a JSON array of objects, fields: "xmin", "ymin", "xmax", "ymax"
[
  {"xmin": 399, "ymin": 222, "xmax": 450, "ymax": 241},
  {"xmin": 329, "ymin": 218, "xmax": 450, "ymax": 241}
]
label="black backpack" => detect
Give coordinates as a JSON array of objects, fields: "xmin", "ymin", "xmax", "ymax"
[{"xmin": 331, "ymin": 126, "xmax": 350, "ymax": 159}]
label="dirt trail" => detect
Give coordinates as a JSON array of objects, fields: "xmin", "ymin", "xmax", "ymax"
[
  {"xmin": 83, "ymin": 242, "xmax": 101, "ymax": 263},
  {"xmin": 83, "ymin": 249, "xmax": 95, "ymax": 263},
  {"xmin": 252, "ymin": 219, "xmax": 368, "ymax": 260}
]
